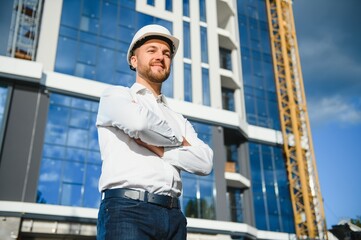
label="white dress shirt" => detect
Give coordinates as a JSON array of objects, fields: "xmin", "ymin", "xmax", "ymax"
[{"xmin": 96, "ymin": 83, "xmax": 213, "ymax": 197}]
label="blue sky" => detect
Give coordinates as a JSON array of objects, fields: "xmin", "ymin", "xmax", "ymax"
[{"xmin": 293, "ymin": 1, "xmax": 361, "ymax": 228}]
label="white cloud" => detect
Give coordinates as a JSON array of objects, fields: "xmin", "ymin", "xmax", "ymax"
[
  {"xmin": 307, "ymin": 95, "xmax": 361, "ymax": 125},
  {"xmin": 299, "ymin": 36, "xmax": 361, "ymax": 80}
]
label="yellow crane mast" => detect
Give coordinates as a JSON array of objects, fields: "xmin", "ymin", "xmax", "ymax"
[{"xmin": 265, "ymin": 0, "xmax": 328, "ymax": 238}]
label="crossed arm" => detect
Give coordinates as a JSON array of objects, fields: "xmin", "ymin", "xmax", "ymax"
[
  {"xmin": 97, "ymin": 86, "xmax": 213, "ymax": 175},
  {"xmin": 135, "ymin": 137, "xmax": 190, "ymax": 157},
  {"xmin": 97, "ymin": 86, "xmax": 184, "ymax": 147}
]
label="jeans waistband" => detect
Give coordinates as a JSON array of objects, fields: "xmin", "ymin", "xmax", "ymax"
[{"xmin": 102, "ymin": 188, "xmax": 179, "ymax": 209}]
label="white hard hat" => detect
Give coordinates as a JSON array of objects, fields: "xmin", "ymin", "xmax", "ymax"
[{"xmin": 127, "ymin": 24, "xmax": 179, "ymax": 70}]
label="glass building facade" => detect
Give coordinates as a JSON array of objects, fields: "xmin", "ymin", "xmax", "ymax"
[
  {"xmin": 55, "ymin": 0, "xmax": 174, "ymax": 97},
  {"xmin": 237, "ymin": 0, "xmax": 280, "ymax": 130},
  {"xmin": 249, "ymin": 142, "xmax": 295, "ymax": 232},
  {"xmin": 237, "ymin": 0, "xmax": 292, "ymax": 232},
  {"xmin": 0, "ymin": 86, "xmax": 9, "ymax": 125},
  {"xmin": 37, "ymin": 93, "xmax": 101, "ymax": 208},
  {"xmin": 0, "ymin": 0, "xmax": 306, "ymax": 239},
  {"xmin": 0, "ymin": 85, "xmax": 9, "ymax": 148}
]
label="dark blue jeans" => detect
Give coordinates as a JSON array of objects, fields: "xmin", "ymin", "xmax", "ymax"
[{"xmin": 97, "ymin": 196, "xmax": 187, "ymax": 240}]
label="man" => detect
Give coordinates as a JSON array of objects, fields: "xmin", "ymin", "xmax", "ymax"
[{"xmin": 96, "ymin": 24, "xmax": 213, "ymax": 240}]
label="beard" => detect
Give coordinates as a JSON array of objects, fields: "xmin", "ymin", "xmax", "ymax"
[{"xmin": 137, "ymin": 61, "xmax": 170, "ymax": 84}]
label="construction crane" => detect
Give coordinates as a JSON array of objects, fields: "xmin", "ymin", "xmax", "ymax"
[{"xmin": 265, "ymin": 0, "xmax": 328, "ymax": 239}]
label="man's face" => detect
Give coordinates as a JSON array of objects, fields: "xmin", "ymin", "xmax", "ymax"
[{"xmin": 131, "ymin": 39, "xmax": 172, "ymax": 84}]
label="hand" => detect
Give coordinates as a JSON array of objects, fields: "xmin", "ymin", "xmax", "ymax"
[
  {"xmin": 134, "ymin": 138, "xmax": 164, "ymax": 157},
  {"xmin": 182, "ymin": 137, "xmax": 191, "ymax": 146}
]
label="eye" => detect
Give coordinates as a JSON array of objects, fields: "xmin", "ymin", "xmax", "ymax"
[{"xmin": 164, "ymin": 52, "xmax": 171, "ymax": 58}]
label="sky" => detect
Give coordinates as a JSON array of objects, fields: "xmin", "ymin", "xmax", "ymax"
[{"xmin": 292, "ymin": 1, "xmax": 361, "ymax": 228}]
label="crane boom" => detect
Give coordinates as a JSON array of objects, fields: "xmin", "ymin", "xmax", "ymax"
[{"xmin": 265, "ymin": 0, "xmax": 328, "ymax": 238}]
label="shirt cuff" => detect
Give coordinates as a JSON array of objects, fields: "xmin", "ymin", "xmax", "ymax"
[{"xmin": 171, "ymin": 135, "xmax": 183, "ymax": 146}]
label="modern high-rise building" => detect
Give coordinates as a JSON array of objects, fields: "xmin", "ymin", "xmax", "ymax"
[{"xmin": 0, "ymin": 0, "xmax": 326, "ymax": 239}]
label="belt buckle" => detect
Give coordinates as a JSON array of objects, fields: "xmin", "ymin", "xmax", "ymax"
[
  {"xmin": 139, "ymin": 191, "xmax": 148, "ymax": 202},
  {"xmin": 124, "ymin": 190, "xmax": 140, "ymax": 200}
]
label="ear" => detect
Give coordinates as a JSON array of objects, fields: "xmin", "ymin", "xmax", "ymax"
[{"xmin": 130, "ymin": 55, "xmax": 137, "ymax": 70}]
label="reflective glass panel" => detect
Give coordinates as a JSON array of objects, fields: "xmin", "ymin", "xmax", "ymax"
[
  {"xmin": 219, "ymin": 48, "xmax": 232, "ymax": 70},
  {"xmin": 0, "ymin": 85, "xmax": 9, "ymax": 128},
  {"xmin": 202, "ymin": 68, "xmax": 210, "ymax": 106},
  {"xmin": 183, "ymin": 0, "xmax": 190, "ymax": 17},
  {"xmin": 200, "ymin": 27, "xmax": 208, "ymax": 63},
  {"xmin": 237, "ymin": 0, "xmax": 280, "ymax": 130},
  {"xmin": 222, "ymin": 87, "xmax": 235, "ymax": 111},
  {"xmin": 165, "ymin": 0, "xmax": 172, "ymax": 11},
  {"xmin": 37, "ymin": 93, "xmax": 101, "ymax": 208},
  {"xmin": 227, "ymin": 187, "xmax": 243, "ymax": 222},
  {"xmin": 55, "ymin": 1, "xmax": 175, "ymax": 96},
  {"xmin": 199, "ymin": 0, "xmax": 206, "ymax": 22},
  {"xmin": 183, "ymin": 21, "xmax": 191, "ymax": 59},
  {"xmin": 147, "ymin": 0, "xmax": 155, "ymax": 6},
  {"xmin": 249, "ymin": 142, "xmax": 295, "ymax": 233},
  {"xmin": 184, "ymin": 63, "xmax": 192, "ymax": 102},
  {"xmin": 0, "ymin": 85, "xmax": 9, "ymax": 152}
]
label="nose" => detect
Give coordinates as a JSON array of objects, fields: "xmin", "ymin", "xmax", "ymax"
[{"xmin": 154, "ymin": 50, "xmax": 164, "ymax": 60}]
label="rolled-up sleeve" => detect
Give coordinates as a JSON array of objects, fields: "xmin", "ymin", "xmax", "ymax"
[
  {"xmin": 162, "ymin": 120, "xmax": 213, "ymax": 176},
  {"xmin": 96, "ymin": 86, "xmax": 182, "ymax": 147}
]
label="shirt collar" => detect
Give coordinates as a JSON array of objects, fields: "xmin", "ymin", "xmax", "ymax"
[{"xmin": 131, "ymin": 83, "xmax": 168, "ymax": 105}]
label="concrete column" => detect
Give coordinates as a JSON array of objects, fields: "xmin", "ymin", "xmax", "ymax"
[
  {"xmin": 212, "ymin": 126, "xmax": 229, "ymax": 221},
  {"xmin": 239, "ymin": 141, "xmax": 255, "ymax": 226},
  {"xmin": 0, "ymin": 82, "xmax": 49, "ymax": 202}
]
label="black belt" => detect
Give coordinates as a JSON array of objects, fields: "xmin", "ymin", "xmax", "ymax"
[{"xmin": 102, "ymin": 188, "xmax": 179, "ymax": 209}]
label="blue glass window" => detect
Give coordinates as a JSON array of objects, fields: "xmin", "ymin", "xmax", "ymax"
[
  {"xmin": 0, "ymin": 85, "xmax": 9, "ymax": 150},
  {"xmin": 120, "ymin": 0, "xmax": 135, "ymax": 8},
  {"xmin": 55, "ymin": 1, "xmax": 175, "ymax": 96},
  {"xmin": 61, "ymin": 0, "xmax": 81, "ymax": 28},
  {"xmin": 184, "ymin": 63, "xmax": 192, "ymax": 102},
  {"xmin": 229, "ymin": 144, "xmax": 238, "ymax": 164},
  {"xmin": 80, "ymin": 16, "xmax": 99, "ymax": 34},
  {"xmin": 200, "ymin": 27, "xmax": 208, "ymax": 63},
  {"xmin": 119, "ymin": 8, "xmax": 135, "ymax": 28},
  {"xmin": 222, "ymin": 87, "xmax": 235, "ymax": 111},
  {"xmin": 249, "ymin": 142, "xmax": 295, "ymax": 233},
  {"xmin": 183, "ymin": 21, "xmax": 191, "ymax": 59},
  {"xmin": 202, "ymin": 68, "xmax": 210, "ymax": 106},
  {"xmin": 227, "ymin": 187, "xmax": 243, "ymax": 222},
  {"xmin": 220, "ymin": 48, "xmax": 232, "ymax": 70},
  {"xmin": 183, "ymin": 0, "xmax": 190, "ymax": 17},
  {"xmin": 165, "ymin": 0, "xmax": 172, "ymax": 11},
  {"xmin": 147, "ymin": 0, "xmax": 155, "ymax": 6},
  {"xmin": 182, "ymin": 121, "xmax": 214, "ymax": 219},
  {"xmin": 0, "ymin": 85, "xmax": 9, "ymax": 127},
  {"xmin": 83, "ymin": 0, "xmax": 100, "ymax": 18},
  {"xmin": 226, "ymin": 144, "xmax": 239, "ymax": 172},
  {"xmin": 199, "ymin": 0, "xmax": 207, "ymax": 22},
  {"xmin": 96, "ymin": 47, "xmax": 116, "ymax": 84},
  {"xmin": 56, "ymin": 37, "xmax": 77, "ymax": 75},
  {"xmin": 100, "ymin": 1, "xmax": 117, "ymax": 38},
  {"xmin": 78, "ymin": 41, "xmax": 97, "ymax": 65},
  {"xmin": 237, "ymin": 0, "xmax": 280, "ymax": 130},
  {"xmin": 37, "ymin": 93, "xmax": 101, "ymax": 208},
  {"xmin": 162, "ymin": 67, "xmax": 174, "ymax": 98}
]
